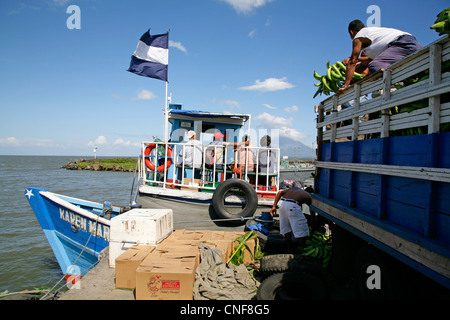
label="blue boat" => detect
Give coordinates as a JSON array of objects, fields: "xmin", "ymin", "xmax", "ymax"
[{"xmin": 25, "ymin": 187, "xmax": 127, "ymax": 281}]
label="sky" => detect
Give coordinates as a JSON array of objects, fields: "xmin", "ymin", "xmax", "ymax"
[{"xmin": 0, "ymin": 0, "xmax": 447, "ymax": 156}]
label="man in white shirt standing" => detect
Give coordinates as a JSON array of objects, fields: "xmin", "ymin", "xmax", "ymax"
[{"xmin": 338, "ymin": 19, "xmax": 422, "ymax": 94}]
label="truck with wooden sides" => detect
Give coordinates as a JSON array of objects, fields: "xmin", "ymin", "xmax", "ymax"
[{"xmin": 310, "ymin": 35, "xmax": 450, "ymax": 298}]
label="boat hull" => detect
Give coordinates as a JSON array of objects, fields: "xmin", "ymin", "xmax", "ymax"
[
  {"xmin": 138, "ymin": 184, "xmax": 274, "ymax": 230},
  {"xmin": 25, "ymin": 188, "xmax": 115, "ymax": 279}
]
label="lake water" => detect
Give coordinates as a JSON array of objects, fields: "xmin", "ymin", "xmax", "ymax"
[{"xmin": 0, "ymin": 155, "xmax": 136, "ymax": 293}]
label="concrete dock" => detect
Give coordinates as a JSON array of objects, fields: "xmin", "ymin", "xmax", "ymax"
[
  {"xmin": 58, "ymin": 248, "xmax": 134, "ymax": 300},
  {"xmin": 59, "ymin": 222, "xmax": 247, "ymax": 300}
]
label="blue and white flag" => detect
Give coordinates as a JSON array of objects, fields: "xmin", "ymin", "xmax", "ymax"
[{"xmin": 127, "ymin": 30, "xmax": 169, "ymax": 82}]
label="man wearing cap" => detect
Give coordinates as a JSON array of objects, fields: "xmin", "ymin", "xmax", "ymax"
[
  {"xmin": 208, "ymin": 131, "xmax": 225, "ymax": 168},
  {"xmin": 179, "ymin": 130, "xmax": 203, "ymax": 169},
  {"xmin": 270, "ymin": 182, "xmax": 312, "ymax": 252}
]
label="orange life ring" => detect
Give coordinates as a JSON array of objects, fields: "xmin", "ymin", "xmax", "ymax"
[{"xmin": 144, "ymin": 143, "xmax": 173, "ymax": 172}]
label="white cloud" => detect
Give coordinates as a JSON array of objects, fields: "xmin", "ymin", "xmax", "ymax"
[
  {"xmin": 221, "ymin": 100, "xmax": 241, "ymax": 110},
  {"xmin": 169, "ymin": 40, "xmax": 187, "ymax": 54},
  {"xmin": 134, "ymin": 89, "xmax": 157, "ymax": 100},
  {"xmin": 0, "ymin": 137, "xmax": 20, "ymax": 146},
  {"xmin": 248, "ymin": 29, "xmax": 257, "ymax": 38},
  {"xmin": 0, "ymin": 137, "xmax": 56, "ymax": 147},
  {"xmin": 263, "ymin": 104, "xmax": 277, "ymax": 110},
  {"xmin": 53, "ymin": 0, "xmax": 72, "ymax": 6},
  {"xmin": 113, "ymin": 138, "xmax": 140, "ymax": 148},
  {"xmin": 279, "ymin": 127, "xmax": 307, "ymax": 141},
  {"xmin": 88, "ymin": 136, "xmax": 107, "ymax": 147},
  {"xmin": 284, "ymin": 105, "xmax": 299, "ymax": 113},
  {"xmin": 239, "ymin": 77, "xmax": 295, "ymax": 92},
  {"xmin": 256, "ymin": 112, "xmax": 292, "ymax": 128},
  {"xmin": 255, "ymin": 112, "xmax": 306, "ymax": 141},
  {"xmin": 220, "ymin": 0, "xmax": 276, "ymax": 14},
  {"xmin": 113, "ymin": 138, "xmax": 130, "ymax": 146}
]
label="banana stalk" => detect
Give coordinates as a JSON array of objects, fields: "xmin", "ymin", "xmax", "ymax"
[{"xmin": 312, "ymin": 60, "xmax": 365, "ymax": 98}]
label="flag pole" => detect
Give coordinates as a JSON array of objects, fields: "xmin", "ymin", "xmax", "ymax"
[
  {"xmin": 164, "ymin": 80, "xmax": 169, "ymax": 142},
  {"xmin": 164, "ymin": 29, "xmax": 170, "ymax": 143}
]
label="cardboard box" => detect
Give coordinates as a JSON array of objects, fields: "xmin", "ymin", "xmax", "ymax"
[
  {"xmin": 135, "ymin": 254, "xmax": 198, "ymax": 300},
  {"xmin": 180, "ymin": 178, "xmax": 201, "ymax": 192},
  {"xmin": 229, "ymin": 237, "xmax": 257, "ymax": 266},
  {"xmin": 115, "ymin": 245, "xmax": 155, "ymax": 289},
  {"xmin": 200, "ymin": 240, "xmax": 231, "ymax": 263},
  {"xmin": 149, "ymin": 246, "xmax": 200, "ymax": 264},
  {"xmin": 166, "ymin": 229, "xmax": 245, "ymax": 242},
  {"xmin": 109, "ymin": 208, "xmax": 173, "ymax": 267}
]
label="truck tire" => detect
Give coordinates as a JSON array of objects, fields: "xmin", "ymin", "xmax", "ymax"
[
  {"xmin": 260, "ymin": 254, "xmax": 322, "ymax": 275},
  {"xmin": 212, "ymin": 179, "xmax": 258, "ymax": 224},
  {"xmin": 245, "ymin": 219, "xmax": 288, "ymax": 253},
  {"xmin": 256, "ymin": 272, "xmax": 327, "ymax": 300}
]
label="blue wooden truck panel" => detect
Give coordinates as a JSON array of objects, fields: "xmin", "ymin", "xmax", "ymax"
[{"xmin": 314, "ymin": 132, "xmax": 450, "ymax": 287}]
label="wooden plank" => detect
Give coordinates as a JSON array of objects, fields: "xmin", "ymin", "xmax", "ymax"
[
  {"xmin": 311, "ymin": 197, "xmax": 450, "ymax": 279},
  {"xmin": 315, "ymin": 161, "xmax": 450, "ymax": 183},
  {"xmin": 358, "ymin": 118, "xmax": 382, "ymax": 135},
  {"xmin": 390, "ymin": 109, "xmax": 429, "ymax": 131},
  {"xmin": 360, "ymin": 78, "xmax": 383, "ymax": 97},
  {"xmin": 430, "ymin": 43, "xmax": 442, "ymax": 86},
  {"xmin": 388, "ymin": 134, "xmax": 431, "ymax": 167},
  {"xmin": 336, "ymin": 126, "xmax": 353, "ymax": 139},
  {"xmin": 391, "ymin": 55, "xmax": 429, "ymax": 84},
  {"xmin": 317, "ymin": 80, "xmax": 450, "ymax": 129}
]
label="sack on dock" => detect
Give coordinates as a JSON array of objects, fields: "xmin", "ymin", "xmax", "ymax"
[{"xmin": 193, "ymin": 243, "xmax": 258, "ymax": 300}]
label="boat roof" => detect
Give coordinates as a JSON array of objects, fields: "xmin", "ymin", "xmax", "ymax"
[{"xmin": 168, "ymin": 109, "xmax": 250, "ymax": 126}]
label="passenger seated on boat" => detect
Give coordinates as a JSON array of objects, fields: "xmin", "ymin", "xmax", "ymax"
[
  {"xmin": 205, "ymin": 131, "xmax": 225, "ymax": 169},
  {"xmin": 236, "ymin": 134, "xmax": 255, "ymax": 183},
  {"xmin": 258, "ymin": 135, "xmax": 277, "ymax": 186},
  {"xmin": 178, "ymin": 130, "xmax": 203, "ymax": 179},
  {"xmin": 224, "ymin": 138, "xmax": 251, "ymax": 180},
  {"xmin": 204, "ymin": 131, "xmax": 226, "ymax": 182}
]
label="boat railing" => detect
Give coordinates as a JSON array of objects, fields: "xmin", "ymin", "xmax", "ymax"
[{"xmin": 139, "ymin": 141, "xmax": 280, "ymax": 196}]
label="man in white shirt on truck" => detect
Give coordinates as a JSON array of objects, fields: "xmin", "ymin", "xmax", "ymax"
[{"xmin": 338, "ymin": 19, "xmax": 422, "ymax": 94}]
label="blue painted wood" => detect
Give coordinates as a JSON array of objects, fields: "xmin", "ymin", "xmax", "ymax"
[
  {"xmin": 357, "ymin": 139, "xmax": 383, "ymax": 164},
  {"xmin": 388, "ymin": 134, "xmax": 431, "ymax": 167},
  {"xmin": 334, "ymin": 141, "xmax": 354, "ymax": 162},
  {"xmin": 317, "ymin": 132, "xmax": 450, "ymax": 246},
  {"xmin": 332, "ymin": 170, "xmax": 351, "ymax": 205},
  {"xmin": 439, "ymin": 132, "xmax": 450, "ymax": 168},
  {"xmin": 311, "ymin": 194, "xmax": 450, "ymax": 290}
]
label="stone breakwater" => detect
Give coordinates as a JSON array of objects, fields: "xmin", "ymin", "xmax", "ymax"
[{"xmin": 61, "ymin": 158, "xmax": 136, "ymax": 173}]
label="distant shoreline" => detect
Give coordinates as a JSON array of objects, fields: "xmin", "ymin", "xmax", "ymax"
[{"xmin": 61, "ymin": 158, "xmax": 138, "ymax": 172}]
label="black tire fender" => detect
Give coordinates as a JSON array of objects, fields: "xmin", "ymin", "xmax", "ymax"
[
  {"xmin": 212, "ymin": 179, "xmax": 258, "ymax": 222},
  {"xmin": 260, "ymin": 254, "xmax": 322, "ymax": 275}
]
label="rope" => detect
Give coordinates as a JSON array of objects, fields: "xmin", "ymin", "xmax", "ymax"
[
  {"xmin": 40, "ymin": 213, "xmax": 102, "ymax": 300},
  {"xmin": 129, "ymin": 158, "xmax": 140, "ymax": 206}
]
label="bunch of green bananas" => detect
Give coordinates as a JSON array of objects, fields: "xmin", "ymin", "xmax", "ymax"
[
  {"xmin": 313, "ymin": 61, "xmax": 365, "ymax": 98},
  {"xmin": 431, "ymin": 7, "xmax": 450, "ymax": 36},
  {"xmin": 302, "ymin": 231, "xmax": 332, "ymax": 268}
]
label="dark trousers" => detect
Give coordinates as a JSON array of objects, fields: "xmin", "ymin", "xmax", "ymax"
[{"xmin": 368, "ymin": 35, "xmax": 422, "ymax": 73}]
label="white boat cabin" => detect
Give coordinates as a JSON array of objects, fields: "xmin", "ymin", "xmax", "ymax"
[{"xmin": 139, "ymin": 106, "xmax": 281, "ymax": 197}]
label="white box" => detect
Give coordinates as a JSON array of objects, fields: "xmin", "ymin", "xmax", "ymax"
[{"xmin": 108, "ymin": 208, "xmax": 173, "ymax": 267}]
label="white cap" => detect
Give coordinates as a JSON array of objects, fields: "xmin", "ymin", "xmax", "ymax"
[{"xmin": 187, "ymin": 130, "xmax": 196, "ymax": 139}]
